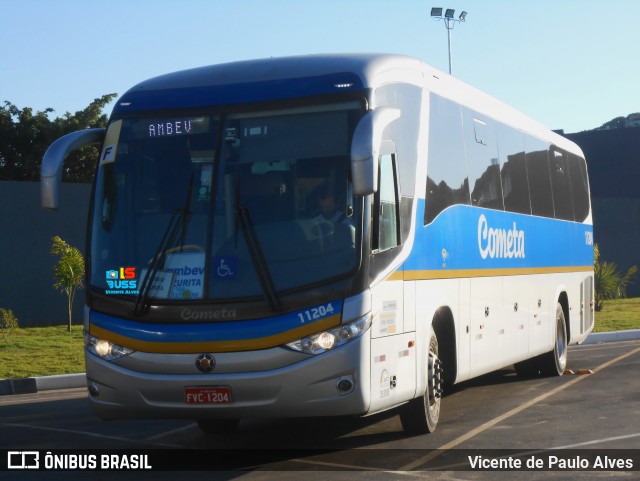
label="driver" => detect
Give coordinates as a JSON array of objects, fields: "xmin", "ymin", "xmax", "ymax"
[{"xmin": 313, "ymin": 191, "xmax": 350, "ymax": 225}]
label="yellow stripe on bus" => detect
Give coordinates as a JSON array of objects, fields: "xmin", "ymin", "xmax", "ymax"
[
  {"xmin": 402, "ymin": 265, "xmax": 593, "ymax": 281},
  {"xmin": 89, "ymin": 314, "xmax": 341, "ymax": 354}
]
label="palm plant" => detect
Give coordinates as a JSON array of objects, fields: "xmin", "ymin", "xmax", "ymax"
[
  {"xmin": 594, "ymin": 244, "xmax": 637, "ymax": 311},
  {"xmin": 51, "ymin": 236, "xmax": 85, "ymax": 332}
]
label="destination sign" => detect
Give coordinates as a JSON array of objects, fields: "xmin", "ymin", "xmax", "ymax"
[{"xmin": 147, "ymin": 117, "xmax": 209, "ymax": 137}]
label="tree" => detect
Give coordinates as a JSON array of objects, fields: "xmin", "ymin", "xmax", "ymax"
[
  {"xmin": 0, "ymin": 94, "xmax": 116, "ymax": 182},
  {"xmin": 51, "ymin": 236, "xmax": 85, "ymax": 332},
  {"xmin": 594, "ymin": 244, "xmax": 638, "ymax": 311},
  {"xmin": 597, "ymin": 116, "xmax": 626, "ymax": 130}
]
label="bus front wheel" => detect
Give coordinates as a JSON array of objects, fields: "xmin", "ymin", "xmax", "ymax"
[{"xmin": 399, "ymin": 327, "xmax": 442, "ymax": 434}]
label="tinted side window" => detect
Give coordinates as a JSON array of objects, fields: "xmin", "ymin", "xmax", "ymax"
[
  {"xmin": 525, "ymin": 137, "xmax": 554, "ymax": 218},
  {"xmin": 568, "ymin": 153, "xmax": 590, "ymax": 222},
  {"xmin": 425, "ymin": 95, "xmax": 470, "ymax": 224},
  {"xmin": 497, "ymin": 124, "xmax": 530, "ymax": 215},
  {"xmin": 549, "ymin": 148, "xmax": 574, "ymax": 221},
  {"xmin": 463, "ymin": 110, "xmax": 504, "ymax": 211}
]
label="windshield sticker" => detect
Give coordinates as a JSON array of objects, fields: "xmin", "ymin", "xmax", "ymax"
[
  {"xmin": 165, "ymin": 252, "xmax": 205, "ymax": 299},
  {"xmin": 100, "ymin": 144, "xmax": 116, "ymax": 165},
  {"xmin": 104, "ymin": 266, "xmax": 139, "ymax": 295},
  {"xmin": 99, "ymin": 120, "xmax": 122, "ymax": 165},
  {"xmin": 138, "ymin": 269, "xmax": 174, "ymax": 299},
  {"xmin": 214, "ymin": 256, "xmax": 237, "ymax": 280},
  {"xmin": 196, "ymin": 164, "xmax": 213, "ymax": 202}
]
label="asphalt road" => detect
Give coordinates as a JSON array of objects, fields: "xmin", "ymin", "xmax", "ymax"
[{"xmin": 1, "ymin": 340, "xmax": 639, "ymax": 481}]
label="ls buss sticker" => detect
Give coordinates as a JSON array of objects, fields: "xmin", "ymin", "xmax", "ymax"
[{"xmin": 105, "ymin": 267, "xmax": 139, "ymax": 295}]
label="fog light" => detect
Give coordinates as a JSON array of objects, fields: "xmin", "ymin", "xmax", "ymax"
[
  {"xmin": 337, "ymin": 378, "xmax": 354, "ymax": 392},
  {"xmin": 88, "ymin": 383, "xmax": 100, "ymax": 397}
]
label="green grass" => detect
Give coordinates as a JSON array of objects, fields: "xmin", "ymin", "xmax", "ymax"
[
  {"xmin": 0, "ymin": 325, "xmax": 84, "ymax": 379},
  {"xmin": 0, "ymin": 298, "xmax": 638, "ymax": 379},
  {"xmin": 594, "ymin": 297, "xmax": 640, "ymax": 332}
]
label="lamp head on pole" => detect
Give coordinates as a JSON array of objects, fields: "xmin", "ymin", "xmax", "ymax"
[{"xmin": 430, "ymin": 7, "xmax": 468, "ymax": 75}]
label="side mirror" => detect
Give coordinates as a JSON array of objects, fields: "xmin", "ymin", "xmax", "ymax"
[
  {"xmin": 350, "ymin": 108, "xmax": 400, "ymax": 196},
  {"xmin": 41, "ymin": 128, "xmax": 106, "ymax": 209}
]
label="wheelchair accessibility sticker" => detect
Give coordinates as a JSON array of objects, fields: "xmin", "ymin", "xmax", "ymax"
[{"xmin": 214, "ymin": 256, "xmax": 237, "ymax": 279}]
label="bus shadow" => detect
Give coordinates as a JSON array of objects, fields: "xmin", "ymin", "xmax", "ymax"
[
  {"xmin": 446, "ymin": 367, "xmax": 525, "ymax": 392},
  {"xmin": 184, "ymin": 367, "xmax": 551, "ymax": 471},
  {"xmin": 194, "ymin": 410, "xmax": 408, "ymax": 450},
  {"xmin": 191, "ymin": 368, "xmax": 532, "ymax": 450}
]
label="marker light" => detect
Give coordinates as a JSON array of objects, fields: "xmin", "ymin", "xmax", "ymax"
[
  {"xmin": 84, "ymin": 332, "xmax": 134, "ymax": 361},
  {"xmin": 285, "ymin": 314, "xmax": 371, "ymax": 355}
]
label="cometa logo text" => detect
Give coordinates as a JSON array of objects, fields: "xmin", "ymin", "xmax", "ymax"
[{"xmin": 477, "ymin": 214, "xmax": 525, "ymax": 260}]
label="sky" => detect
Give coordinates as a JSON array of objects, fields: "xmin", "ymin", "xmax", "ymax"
[{"xmin": 1, "ymin": 0, "xmax": 638, "ymax": 134}]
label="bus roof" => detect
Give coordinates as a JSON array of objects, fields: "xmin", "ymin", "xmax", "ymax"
[
  {"xmin": 114, "ymin": 53, "xmax": 401, "ymax": 114},
  {"xmin": 113, "ymin": 53, "xmax": 582, "ymax": 157}
]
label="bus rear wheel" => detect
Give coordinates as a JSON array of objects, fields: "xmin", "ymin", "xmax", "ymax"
[
  {"xmin": 514, "ymin": 301, "xmax": 567, "ymax": 377},
  {"xmin": 399, "ymin": 327, "xmax": 442, "ymax": 434},
  {"xmin": 542, "ymin": 302, "xmax": 568, "ymax": 376}
]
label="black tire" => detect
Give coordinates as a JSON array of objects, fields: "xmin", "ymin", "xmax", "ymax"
[
  {"xmin": 196, "ymin": 418, "xmax": 239, "ymax": 435},
  {"xmin": 400, "ymin": 327, "xmax": 442, "ymax": 434},
  {"xmin": 514, "ymin": 301, "xmax": 567, "ymax": 378},
  {"xmin": 542, "ymin": 302, "xmax": 568, "ymax": 376}
]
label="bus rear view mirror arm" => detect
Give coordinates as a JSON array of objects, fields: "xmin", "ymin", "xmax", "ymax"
[
  {"xmin": 41, "ymin": 128, "xmax": 106, "ymax": 209},
  {"xmin": 351, "ymin": 108, "xmax": 400, "ymax": 196}
]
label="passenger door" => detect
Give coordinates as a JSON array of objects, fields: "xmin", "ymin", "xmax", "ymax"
[{"xmin": 369, "ymin": 147, "xmax": 416, "ymax": 412}]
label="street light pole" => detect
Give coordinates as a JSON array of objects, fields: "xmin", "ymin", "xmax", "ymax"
[
  {"xmin": 430, "ymin": 8, "xmax": 467, "ymax": 75},
  {"xmin": 445, "ymin": 16, "xmax": 453, "ymax": 75}
]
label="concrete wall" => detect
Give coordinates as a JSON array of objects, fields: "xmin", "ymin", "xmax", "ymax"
[
  {"xmin": 564, "ymin": 128, "xmax": 640, "ymax": 297},
  {"xmin": 592, "ymin": 197, "xmax": 640, "ymax": 297},
  {"xmin": 0, "ymin": 181, "xmax": 91, "ymax": 327}
]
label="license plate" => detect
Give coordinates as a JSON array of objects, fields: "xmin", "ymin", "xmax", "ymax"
[{"xmin": 185, "ymin": 387, "xmax": 232, "ymax": 404}]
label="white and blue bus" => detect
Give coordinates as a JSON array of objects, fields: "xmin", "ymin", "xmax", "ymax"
[{"xmin": 42, "ymin": 54, "xmax": 594, "ymax": 434}]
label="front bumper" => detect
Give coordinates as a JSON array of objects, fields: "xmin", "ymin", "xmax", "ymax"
[{"xmin": 85, "ymin": 331, "xmax": 371, "ymax": 420}]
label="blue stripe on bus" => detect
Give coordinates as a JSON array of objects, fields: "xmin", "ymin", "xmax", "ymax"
[
  {"xmin": 403, "ymin": 202, "xmax": 594, "ymax": 273},
  {"xmin": 90, "ymin": 299, "xmax": 343, "ymax": 344}
]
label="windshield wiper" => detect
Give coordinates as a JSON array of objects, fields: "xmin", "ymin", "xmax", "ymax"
[
  {"xmin": 235, "ymin": 203, "xmax": 283, "ymax": 312},
  {"xmin": 133, "ymin": 176, "xmax": 193, "ymax": 316},
  {"xmin": 132, "ymin": 209, "xmax": 186, "ymax": 315}
]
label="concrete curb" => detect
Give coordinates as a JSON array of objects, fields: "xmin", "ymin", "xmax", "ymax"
[
  {"xmin": 34, "ymin": 373, "xmax": 86, "ymax": 391},
  {"xmin": 581, "ymin": 329, "xmax": 640, "ymax": 345},
  {"xmin": 1, "ymin": 330, "xmax": 639, "ymax": 395},
  {"xmin": 0, "ymin": 373, "xmax": 85, "ymax": 396}
]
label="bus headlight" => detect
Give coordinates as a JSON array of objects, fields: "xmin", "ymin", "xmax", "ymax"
[
  {"xmin": 285, "ymin": 314, "xmax": 371, "ymax": 355},
  {"xmin": 84, "ymin": 332, "xmax": 134, "ymax": 361}
]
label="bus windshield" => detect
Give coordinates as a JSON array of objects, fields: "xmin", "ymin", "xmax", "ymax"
[{"xmin": 90, "ymin": 103, "xmax": 362, "ymax": 304}]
